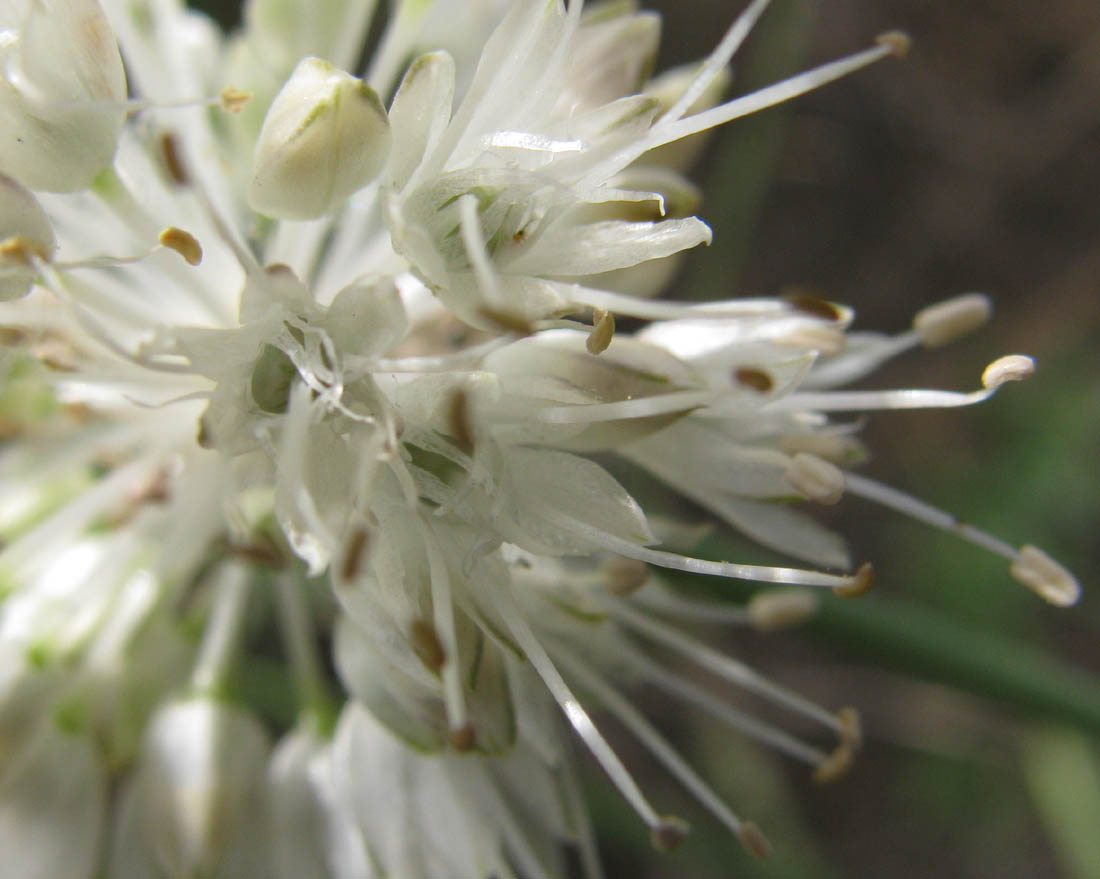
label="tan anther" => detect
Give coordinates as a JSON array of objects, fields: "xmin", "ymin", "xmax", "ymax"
[
  {"xmin": 340, "ymin": 528, "xmax": 370, "ymax": 582},
  {"xmin": 603, "ymin": 558, "xmax": 650, "ymax": 595},
  {"xmin": 410, "ymin": 618, "xmax": 446, "ymax": 672},
  {"xmin": 786, "ymin": 452, "xmax": 845, "ymax": 505},
  {"xmin": 747, "ymin": 589, "xmax": 818, "ymax": 632},
  {"xmin": 836, "ymin": 706, "xmax": 863, "ymax": 750},
  {"xmin": 219, "ymin": 86, "xmax": 253, "ymax": 113},
  {"xmin": 875, "ymin": 30, "xmax": 912, "ymax": 58},
  {"xmin": 448, "ymin": 723, "xmax": 476, "ymax": 753},
  {"xmin": 1010, "ymin": 545, "xmax": 1080, "ymax": 607},
  {"xmin": 737, "ymin": 822, "xmax": 773, "ymax": 860},
  {"xmin": 780, "ymin": 432, "xmax": 867, "ymax": 466},
  {"xmin": 734, "ymin": 367, "xmax": 773, "ymax": 393},
  {"xmin": 586, "ymin": 308, "xmax": 615, "ymax": 355},
  {"xmin": 448, "ymin": 388, "xmax": 475, "ymax": 455},
  {"xmin": 981, "ymin": 355, "xmax": 1034, "ymax": 389},
  {"xmin": 650, "ymin": 815, "xmax": 690, "ymax": 851},
  {"xmin": 158, "ymin": 227, "xmax": 203, "ymax": 266},
  {"xmin": 832, "ymin": 562, "xmax": 874, "ymax": 598},
  {"xmin": 813, "ymin": 742, "xmax": 855, "ymax": 784},
  {"xmin": 912, "ymin": 293, "xmax": 991, "ymax": 348},
  {"xmin": 0, "ymin": 235, "xmax": 51, "ymax": 265}
]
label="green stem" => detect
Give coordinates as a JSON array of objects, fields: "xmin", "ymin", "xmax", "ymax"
[{"xmin": 805, "ymin": 593, "xmax": 1100, "ymax": 735}]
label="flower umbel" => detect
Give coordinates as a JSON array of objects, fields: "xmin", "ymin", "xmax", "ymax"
[{"xmin": 0, "ymin": 0, "xmax": 1080, "ymax": 876}]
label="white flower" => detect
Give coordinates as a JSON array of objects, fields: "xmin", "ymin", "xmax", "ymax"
[{"xmin": 0, "ymin": 0, "xmax": 1080, "ymax": 876}]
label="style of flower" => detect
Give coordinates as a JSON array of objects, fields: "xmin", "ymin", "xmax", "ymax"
[{"xmin": 0, "ymin": 0, "xmax": 1079, "ymax": 876}]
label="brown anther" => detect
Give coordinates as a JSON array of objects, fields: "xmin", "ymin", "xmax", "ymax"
[
  {"xmin": 227, "ymin": 537, "xmax": 286, "ymax": 568},
  {"xmin": 875, "ymin": 30, "xmax": 912, "ymax": 59},
  {"xmin": 448, "ymin": 389, "xmax": 475, "ymax": 455},
  {"xmin": 812, "ymin": 743, "xmax": 855, "ymax": 784},
  {"xmin": 650, "ymin": 816, "xmax": 690, "ymax": 851},
  {"xmin": 264, "ymin": 263, "xmax": 298, "ymax": 279},
  {"xmin": 159, "ymin": 227, "xmax": 202, "ymax": 266},
  {"xmin": 832, "ymin": 562, "xmax": 874, "ymax": 598},
  {"xmin": 196, "ymin": 414, "xmax": 214, "ymax": 448},
  {"xmin": 734, "ymin": 367, "xmax": 773, "ymax": 393},
  {"xmin": 836, "ymin": 706, "xmax": 863, "ymax": 750},
  {"xmin": 782, "ymin": 290, "xmax": 843, "ymax": 322},
  {"xmin": 448, "ymin": 723, "xmax": 476, "ymax": 753},
  {"xmin": 0, "ymin": 235, "xmax": 50, "ymax": 265},
  {"xmin": 586, "ymin": 308, "xmax": 615, "ymax": 355},
  {"xmin": 340, "ymin": 528, "xmax": 370, "ymax": 582},
  {"xmin": 219, "ymin": 86, "xmax": 253, "ymax": 113},
  {"xmin": 477, "ymin": 307, "xmax": 535, "ymax": 336},
  {"xmin": 737, "ymin": 822, "xmax": 773, "ymax": 860},
  {"xmin": 410, "ymin": 618, "xmax": 446, "ymax": 672},
  {"xmin": 747, "ymin": 588, "xmax": 818, "ymax": 632},
  {"xmin": 512, "ymin": 228, "xmax": 527, "ymax": 243},
  {"xmin": 603, "ymin": 558, "xmax": 649, "ymax": 595},
  {"xmin": 159, "ymin": 131, "xmax": 189, "ymax": 185}
]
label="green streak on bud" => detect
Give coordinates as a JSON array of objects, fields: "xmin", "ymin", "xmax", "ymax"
[{"xmin": 251, "ymin": 343, "xmax": 297, "ymax": 414}]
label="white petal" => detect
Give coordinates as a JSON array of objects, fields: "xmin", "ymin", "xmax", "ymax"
[
  {"xmin": 507, "ymin": 217, "xmax": 712, "ymax": 277},
  {"xmin": 388, "ymin": 51, "xmax": 456, "ymax": 191},
  {"xmin": 501, "ymin": 447, "xmax": 655, "ymax": 555},
  {"xmin": 137, "ymin": 699, "xmax": 270, "ymax": 877},
  {"xmin": 0, "ymin": 0, "xmax": 127, "ymax": 191}
]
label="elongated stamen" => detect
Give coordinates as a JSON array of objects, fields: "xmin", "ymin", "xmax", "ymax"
[
  {"xmin": 555, "ymin": 648, "xmax": 768, "ymax": 854},
  {"xmin": 495, "ymin": 595, "xmax": 670, "ymax": 835},
  {"xmin": 60, "ymin": 89, "xmax": 252, "ymax": 115},
  {"xmin": 805, "ymin": 293, "xmax": 994, "ymax": 389},
  {"xmin": 191, "ymin": 561, "xmax": 252, "ymax": 695},
  {"xmin": 573, "ymin": 286, "xmax": 797, "ymax": 320},
  {"xmin": 655, "ymin": 36, "xmax": 907, "ymax": 146},
  {"xmin": 420, "ymin": 518, "xmax": 470, "ymax": 746},
  {"xmin": 536, "ymin": 390, "xmax": 715, "ymax": 424},
  {"xmin": 582, "ymin": 34, "xmax": 908, "ymax": 188},
  {"xmin": 630, "ymin": 585, "xmax": 753, "ymax": 625},
  {"xmin": 843, "ymin": 472, "xmax": 1080, "ymax": 606},
  {"xmin": 664, "ymin": 0, "xmax": 774, "ymax": 123},
  {"xmin": 274, "ymin": 573, "xmax": 329, "ymax": 716},
  {"xmin": 778, "ymin": 355, "xmax": 1034, "ymax": 412},
  {"xmin": 626, "ymin": 648, "xmax": 827, "ymax": 767},
  {"xmin": 533, "ymin": 500, "xmax": 870, "ymax": 589},
  {"xmin": 606, "ymin": 597, "xmax": 842, "ymax": 734},
  {"xmin": 458, "ymin": 194, "xmax": 504, "ymax": 306}
]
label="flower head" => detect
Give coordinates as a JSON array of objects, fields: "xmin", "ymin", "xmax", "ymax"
[{"xmin": 0, "ymin": 0, "xmax": 1079, "ymax": 875}]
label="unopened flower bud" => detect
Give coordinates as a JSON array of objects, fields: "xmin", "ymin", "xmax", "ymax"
[
  {"xmin": 0, "ymin": 173, "xmax": 55, "ymax": 300},
  {"xmin": 249, "ymin": 57, "xmax": 391, "ymax": 219},
  {"xmin": 137, "ymin": 698, "xmax": 270, "ymax": 876},
  {"xmin": 0, "ymin": 0, "xmax": 127, "ymax": 191},
  {"xmin": 0, "ymin": 719, "xmax": 107, "ymax": 878}
]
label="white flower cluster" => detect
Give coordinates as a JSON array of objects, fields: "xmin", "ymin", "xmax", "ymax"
[{"xmin": 0, "ymin": 0, "xmax": 1079, "ymax": 876}]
